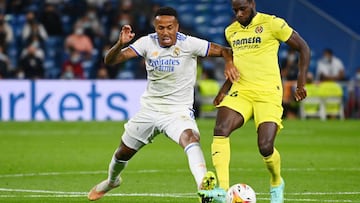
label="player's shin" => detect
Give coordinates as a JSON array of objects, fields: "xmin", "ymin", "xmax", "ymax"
[
  {"xmin": 184, "ymin": 142, "xmax": 207, "ymax": 188},
  {"xmin": 211, "ymin": 136, "xmax": 230, "ymax": 190},
  {"xmin": 108, "ymin": 153, "xmax": 127, "ymax": 184},
  {"xmin": 263, "ymin": 148, "xmax": 282, "ymax": 186}
]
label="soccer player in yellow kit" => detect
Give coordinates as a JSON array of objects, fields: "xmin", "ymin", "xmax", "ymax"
[{"xmin": 204, "ymin": 0, "xmax": 310, "ymax": 202}]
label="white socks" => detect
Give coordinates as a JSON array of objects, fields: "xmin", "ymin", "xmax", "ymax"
[
  {"xmin": 108, "ymin": 154, "xmax": 127, "ymax": 184},
  {"xmin": 184, "ymin": 142, "xmax": 207, "ymax": 188}
]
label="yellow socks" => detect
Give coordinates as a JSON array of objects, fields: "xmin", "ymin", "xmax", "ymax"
[
  {"xmin": 211, "ymin": 136, "xmax": 230, "ymax": 190},
  {"xmin": 263, "ymin": 148, "xmax": 282, "ymax": 186}
]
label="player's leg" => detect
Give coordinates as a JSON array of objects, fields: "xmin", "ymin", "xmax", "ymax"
[
  {"xmin": 88, "ymin": 140, "xmax": 140, "ymax": 201},
  {"xmin": 88, "ymin": 110, "xmax": 155, "ymax": 201},
  {"xmin": 179, "ymin": 129, "xmax": 208, "ymax": 189},
  {"xmin": 212, "ymin": 107, "xmax": 244, "ymax": 190},
  {"xmin": 254, "ymin": 92, "xmax": 284, "ymax": 203},
  {"xmin": 257, "ymin": 122, "xmax": 284, "ymax": 203},
  {"xmin": 165, "ymin": 108, "xmax": 208, "ymax": 189},
  {"xmin": 257, "ymin": 122, "xmax": 282, "ymax": 185},
  {"xmin": 163, "ymin": 109, "xmax": 223, "ymax": 202},
  {"xmin": 179, "ymin": 129, "xmax": 226, "ymax": 203}
]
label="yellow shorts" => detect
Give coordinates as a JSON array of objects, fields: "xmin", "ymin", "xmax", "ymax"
[{"xmin": 218, "ymin": 89, "xmax": 284, "ymax": 130}]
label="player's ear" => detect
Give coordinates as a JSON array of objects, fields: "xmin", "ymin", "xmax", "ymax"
[
  {"xmin": 175, "ymin": 22, "xmax": 179, "ymax": 31},
  {"xmin": 152, "ymin": 17, "xmax": 158, "ymax": 29}
]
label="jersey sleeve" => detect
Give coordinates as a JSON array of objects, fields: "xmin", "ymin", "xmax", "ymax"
[
  {"xmin": 129, "ymin": 36, "xmax": 148, "ymax": 57},
  {"xmin": 271, "ymin": 16, "xmax": 293, "ymax": 42},
  {"xmin": 187, "ymin": 36, "xmax": 210, "ymax": 57}
]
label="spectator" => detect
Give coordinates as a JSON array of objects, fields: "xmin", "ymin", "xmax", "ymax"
[
  {"xmin": 60, "ymin": 63, "xmax": 75, "ymax": 79},
  {"xmin": 281, "ymin": 47, "xmax": 299, "ymax": 81},
  {"xmin": 74, "ymin": 5, "xmax": 104, "ymax": 45},
  {"xmin": 86, "ymin": 0, "xmax": 108, "ymax": 8},
  {"xmin": 60, "ymin": 50, "xmax": 84, "ymax": 79},
  {"xmin": 21, "ymin": 11, "xmax": 48, "ymax": 48},
  {"xmin": 96, "ymin": 43, "xmax": 122, "ymax": 79},
  {"xmin": 108, "ymin": 12, "xmax": 134, "ymax": 45},
  {"xmin": 0, "ymin": 13, "xmax": 14, "ymax": 53},
  {"xmin": 96, "ymin": 66, "xmax": 109, "ymax": 79},
  {"xmin": 20, "ymin": 37, "xmax": 45, "ymax": 60},
  {"xmin": 6, "ymin": 0, "xmax": 29, "ymax": 14},
  {"xmin": 316, "ymin": 48, "xmax": 345, "ymax": 81},
  {"xmin": 64, "ymin": 22, "xmax": 94, "ymax": 58},
  {"xmin": 281, "ymin": 47, "xmax": 300, "ymax": 119},
  {"xmin": 18, "ymin": 44, "xmax": 44, "ymax": 79},
  {"xmin": 40, "ymin": 3, "xmax": 64, "ymax": 37},
  {"xmin": 0, "ymin": 0, "xmax": 5, "ymax": 13},
  {"xmin": 0, "ymin": 45, "xmax": 9, "ymax": 78},
  {"xmin": 346, "ymin": 67, "xmax": 360, "ymax": 118},
  {"xmin": 99, "ymin": 0, "xmax": 116, "ymax": 36}
]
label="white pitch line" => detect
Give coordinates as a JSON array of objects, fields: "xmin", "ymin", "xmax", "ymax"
[
  {"xmin": 0, "ymin": 170, "xmax": 105, "ymax": 178},
  {"xmin": 1, "ymin": 167, "xmax": 360, "ymax": 178},
  {"xmin": 287, "ymin": 191, "xmax": 360, "ymax": 195},
  {"xmin": 0, "ymin": 190, "xmax": 355, "ymax": 202},
  {"xmin": 0, "ymin": 188, "xmax": 194, "ymax": 198},
  {"xmin": 282, "ymin": 198, "xmax": 353, "ymax": 202}
]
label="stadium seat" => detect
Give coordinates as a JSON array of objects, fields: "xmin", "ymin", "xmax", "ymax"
[
  {"xmin": 299, "ymin": 81, "xmax": 345, "ymax": 120},
  {"xmin": 318, "ymin": 81, "xmax": 345, "ymax": 119},
  {"xmin": 194, "ymin": 3, "xmax": 212, "ymax": 13},
  {"xmin": 299, "ymin": 83, "xmax": 326, "ymax": 120}
]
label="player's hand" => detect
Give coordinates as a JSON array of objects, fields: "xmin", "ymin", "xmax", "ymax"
[
  {"xmin": 119, "ymin": 25, "xmax": 135, "ymax": 45},
  {"xmin": 294, "ymin": 86, "xmax": 307, "ymax": 101},
  {"xmin": 213, "ymin": 92, "xmax": 226, "ymax": 106},
  {"xmin": 224, "ymin": 63, "xmax": 239, "ymax": 83}
]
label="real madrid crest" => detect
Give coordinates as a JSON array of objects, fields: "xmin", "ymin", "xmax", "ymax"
[
  {"xmin": 151, "ymin": 51, "xmax": 159, "ymax": 57},
  {"xmin": 255, "ymin": 26, "xmax": 263, "ymax": 34},
  {"xmin": 173, "ymin": 47, "xmax": 180, "ymax": 57}
]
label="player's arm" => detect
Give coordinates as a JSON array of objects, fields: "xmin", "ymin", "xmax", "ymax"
[
  {"xmin": 104, "ymin": 25, "xmax": 138, "ymax": 65},
  {"xmin": 285, "ymin": 31, "xmax": 310, "ymax": 101},
  {"xmin": 207, "ymin": 43, "xmax": 239, "ymax": 83},
  {"xmin": 213, "ymin": 79, "xmax": 232, "ymax": 106}
]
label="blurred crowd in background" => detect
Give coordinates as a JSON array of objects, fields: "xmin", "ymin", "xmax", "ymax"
[
  {"xmin": 0, "ymin": 0, "xmax": 161, "ymax": 80},
  {"xmin": 0, "ymin": 0, "xmax": 359, "ymax": 119}
]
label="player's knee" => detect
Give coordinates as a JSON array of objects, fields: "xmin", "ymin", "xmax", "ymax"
[
  {"xmin": 258, "ymin": 143, "xmax": 274, "ymax": 157},
  {"xmin": 214, "ymin": 124, "xmax": 232, "ymax": 137},
  {"xmin": 179, "ymin": 129, "xmax": 200, "ymax": 148},
  {"xmin": 115, "ymin": 144, "xmax": 138, "ymax": 161}
]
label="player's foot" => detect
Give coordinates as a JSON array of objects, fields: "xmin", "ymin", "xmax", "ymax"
[
  {"xmin": 198, "ymin": 187, "xmax": 226, "ymax": 203},
  {"xmin": 87, "ymin": 178, "xmax": 121, "ymax": 201},
  {"xmin": 198, "ymin": 171, "xmax": 225, "ymax": 203},
  {"xmin": 270, "ymin": 178, "xmax": 285, "ymax": 203},
  {"xmin": 200, "ymin": 171, "xmax": 217, "ymax": 190}
]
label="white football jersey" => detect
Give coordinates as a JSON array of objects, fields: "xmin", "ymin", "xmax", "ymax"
[{"xmin": 130, "ymin": 32, "xmax": 210, "ymax": 111}]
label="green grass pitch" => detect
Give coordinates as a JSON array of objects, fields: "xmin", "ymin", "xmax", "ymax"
[{"xmin": 0, "ymin": 119, "xmax": 359, "ymax": 203}]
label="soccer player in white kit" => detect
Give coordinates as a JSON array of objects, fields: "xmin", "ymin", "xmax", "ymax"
[{"xmin": 87, "ymin": 6, "xmax": 239, "ymax": 202}]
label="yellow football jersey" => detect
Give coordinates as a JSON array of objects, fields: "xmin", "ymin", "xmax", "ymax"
[{"xmin": 225, "ymin": 12, "xmax": 293, "ymax": 91}]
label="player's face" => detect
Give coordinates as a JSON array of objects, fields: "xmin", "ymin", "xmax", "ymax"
[
  {"xmin": 232, "ymin": 0, "xmax": 256, "ymax": 26},
  {"xmin": 153, "ymin": 15, "xmax": 179, "ymax": 47}
]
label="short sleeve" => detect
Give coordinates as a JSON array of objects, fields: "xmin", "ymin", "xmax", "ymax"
[
  {"xmin": 186, "ymin": 36, "xmax": 210, "ymax": 57},
  {"xmin": 129, "ymin": 36, "xmax": 148, "ymax": 57},
  {"xmin": 271, "ymin": 16, "xmax": 293, "ymax": 42}
]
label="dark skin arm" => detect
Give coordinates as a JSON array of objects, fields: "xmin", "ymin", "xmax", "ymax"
[
  {"xmin": 285, "ymin": 30, "xmax": 311, "ymax": 101},
  {"xmin": 104, "ymin": 25, "xmax": 137, "ymax": 65},
  {"xmin": 213, "ymin": 79, "xmax": 232, "ymax": 106}
]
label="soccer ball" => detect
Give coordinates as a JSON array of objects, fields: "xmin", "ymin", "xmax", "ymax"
[{"xmin": 226, "ymin": 183, "xmax": 256, "ymax": 203}]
